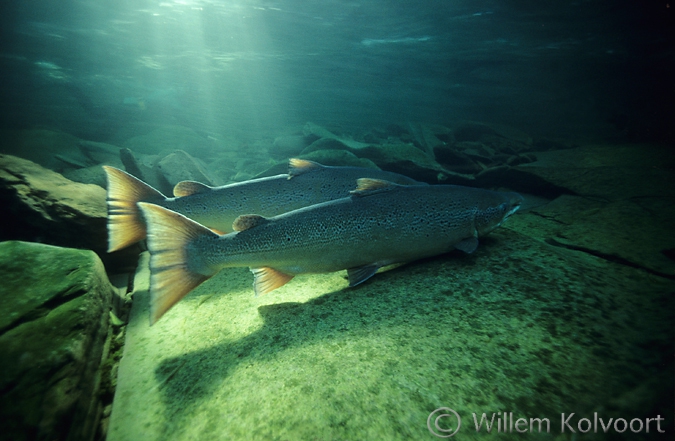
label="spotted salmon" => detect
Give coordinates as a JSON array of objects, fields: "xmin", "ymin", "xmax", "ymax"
[
  {"xmin": 104, "ymin": 159, "xmax": 421, "ymax": 252},
  {"xmin": 138, "ymin": 179, "xmax": 523, "ymax": 324}
]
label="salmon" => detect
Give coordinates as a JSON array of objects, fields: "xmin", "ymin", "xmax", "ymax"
[
  {"xmin": 138, "ymin": 179, "xmax": 523, "ymax": 324},
  {"xmin": 103, "ymin": 159, "xmax": 421, "ymax": 252}
]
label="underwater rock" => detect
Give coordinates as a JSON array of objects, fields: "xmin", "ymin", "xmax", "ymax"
[
  {"xmin": 479, "ymin": 143, "xmax": 675, "ymax": 200},
  {"xmin": 0, "ymin": 154, "xmax": 138, "ymax": 272},
  {"xmin": 271, "ymin": 135, "xmax": 310, "ymax": 159},
  {"xmin": 0, "ymin": 241, "xmax": 115, "ymax": 441},
  {"xmin": 351, "ymin": 143, "xmax": 449, "ymax": 184},
  {"xmin": 508, "ymin": 195, "xmax": 675, "ymax": 277},
  {"xmin": 454, "ymin": 141, "xmax": 496, "ymax": 161},
  {"xmin": 299, "ymin": 149, "xmax": 380, "ymax": 169},
  {"xmin": 0, "ymin": 154, "xmax": 107, "ymax": 247},
  {"xmin": 433, "ymin": 142, "xmax": 485, "ymax": 174},
  {"xmin": 122, "ymin": 125, "xmax": 216, "ymax": 157},
  {"xmin": 405, "ymin": 122, "xmax": 452, "ymax": 159},
  {"xmin": 505, "ymin": 153, "xmax": 537, "ymax": 166},
  {"xmin": 302, "ymin": 122, "xmax": 370, "ymax": 150},
  {"xmin": 300, "ymin": 123, "xmax": 456, "ymax": 183},
  {"xmin": 155, "ymin": 150, "xmax": 215, "ymax": 190},
  {"xmin": 119, "ymin": 148, "xmax": 146, "ymax": 181},
  {"xmin": 0, "ymin": 129, "xmax": 90, "ymax": 173},
  {"xmin": 118, "ymin": 148, "xmax": 174, "ymax": 196},
  {"xmin": 77, "ymin": 140, "xmax": 124, "ymax": 167},
  {"xmin": 302, "ymin": 136, "xmax": 355, "ymax": 154},
  {"xmin": 452, "ymin": 121, "xmax": 533, "ymax": 155},
  {"xmin": 62, "ymin": 165, "xmax": 109, "ymax": 188},
  {"xmin": 252, "ymin": 161, "xmax": 288, "ymax": 179},
  {"xmin": 302, "ymin": 136, "xmax": 450, "ymax": 184},
  {"xmin": 201, "ymin": 155, "xmax": 239, "ymax": 184},
  {"xmin": 252, "ymin": 151, "xmax": 379, "ymax": 180}
]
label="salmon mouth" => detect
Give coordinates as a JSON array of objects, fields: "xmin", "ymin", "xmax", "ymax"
[{"xmin": 505, "ymin": 193, "xmax": 524, "ymax": 219}]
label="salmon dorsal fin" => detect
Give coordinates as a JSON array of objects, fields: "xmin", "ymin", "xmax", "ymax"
[
  {"xmin": 232, "ymin": 214, "xmax": 269, "ymax": 232},
  {"xmin": 350, "ymin": 178, "xmax": 400, "ymax": 196},
  {"xmin": 288, "ymin": 158, "xmax": 322, "ymax": 178},
  {"xmin": 173, "ymin": 181, "xmax": 212, "ymax": 197},
  {"xmin": 250, "ymin": 267, "xmax": 294, "ymax": 296}
]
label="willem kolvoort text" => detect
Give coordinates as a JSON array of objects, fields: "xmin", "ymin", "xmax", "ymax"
[{"xmin": 472, "ymin": 412, "xmax": 665, "ymax": 434}]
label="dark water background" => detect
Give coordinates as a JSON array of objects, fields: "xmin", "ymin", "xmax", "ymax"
[{"xmin": 0, "ymin": 0, "xmax": 672, "ymax": 143}]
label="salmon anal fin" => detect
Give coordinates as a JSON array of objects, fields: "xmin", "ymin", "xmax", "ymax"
[
  {"xmin": 103, "ymin": 166, "xmax": 167, "ymax": 252},
  {"xmin": 288, "ymin": 158, "xmax": 322, "ymax": 178},
  {"xmin": 173, "ymin": 180, "xmax": 212, "ymax": 197},
  {"xmin": 347, "ymin": 264, "xmax": 381, "ymax": 286},
  {"xmin": 250, "ymin": 267, "xmax": 294, "ymax": 296}
]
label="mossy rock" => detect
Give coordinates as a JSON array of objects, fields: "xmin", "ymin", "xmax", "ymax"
[{"xmin": 0, "ymin": 241, "xmax": 115, "ymax": 441}]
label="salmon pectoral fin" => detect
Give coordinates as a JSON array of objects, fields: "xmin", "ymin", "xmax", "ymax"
[
  {"xmin": 103, "ymin": 166, "xmax": 167, "ymax": 252},
  {"xmin": 137, "ymin": 202, "xmax": 218, "ymax": 325},
  {"xmin": 454, "ymin": 237, "xmax": 479, "ymax": 254},
  {"xmin": 251, "ymin": 267, "xmax": 294, "ymax": 296},
  {"xmin": 347, "ymin": 264, "xmax": 381, "ymax": 287}
]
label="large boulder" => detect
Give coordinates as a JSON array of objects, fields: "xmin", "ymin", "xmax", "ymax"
[
  {"xmin": 476, "ymin": 143, "xmax": 675, "ymax": 200},
  {"xmin": 0, "ymin": 154, "xmax": 137, "ymax": 272},
  {"xmin": 0, "ymin": 154, "xmax": 107, "ymax": 248},
  {"xmin": 0, "ymin": 129, "xmax": 89, "ymax": 173},
  {"xmin": 0, "ymin": 241, "xmax": 116, "ymax": 441},
  {"xmin": 155, "ymin": 150, "xmax": 215, "ymax": 190},
  {"xmin": 508, "ymin": 195, "xmax": 675, "ymax": 277},
  {"xmin": 271, "ymin": 135, "xmax": 310, "ymax": 159}
]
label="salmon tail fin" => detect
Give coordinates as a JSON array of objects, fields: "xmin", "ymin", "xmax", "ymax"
[
  {"xmin": 103, "ymin": 166, "xmax": 168, "ymax": 252},
  {"xmin": 137, "ymin": 202, "xmax": 219, "ymax": 325}
]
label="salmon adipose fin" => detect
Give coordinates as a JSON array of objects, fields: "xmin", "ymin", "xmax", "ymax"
[
  {"xmin": 137, "ymin": 202, "xmax": 218, "ymax": 325},
  {"xmin": 103, "ymin": 166, "xmax": 168, "ymax": 252}
]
